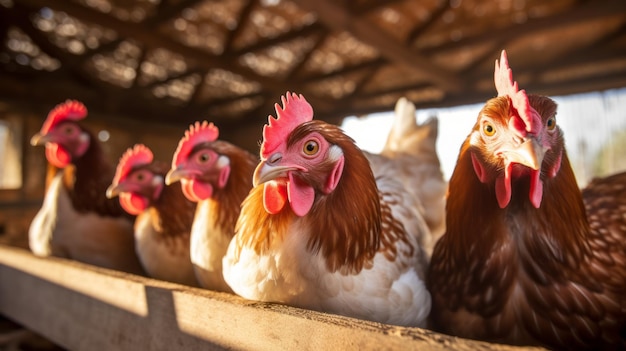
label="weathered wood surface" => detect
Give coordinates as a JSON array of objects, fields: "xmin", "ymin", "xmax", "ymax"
[{"xmin": 0, "ymin": 245, "xmax": 543, "ymax": 351}]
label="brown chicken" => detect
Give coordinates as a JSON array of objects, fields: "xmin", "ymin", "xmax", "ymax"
[
  {"xmin": 223, "ymin": 93, "xmax": 432, "ymax": 327},
  {"xmin": 29, "ymin": 100, "xmax": 144, "ymax": 274},
  {"xmin": 165, "ymin": 121, "xmax": 257, "ymax": 292},
  {"xmin": 427, "ymin": 51, "xmax": 626, "ymax": 350},
  {"xmin": 106, "ymin": 144, "xmax": 198, "ymax": 286}
]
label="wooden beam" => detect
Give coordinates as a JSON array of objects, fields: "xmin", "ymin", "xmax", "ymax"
[
  {"xmin": 146, "ymin": 0, "xmax": 206, "ymax": 25},
  {"xmin": 222, "ymin": 0, "xmax": 258, "ymax": 53},
  {"xmin": 9, "ymin": 3, "xmax": 95, "ymax": 86},
  {"xmin": 406, "ymin": 0, "xmax": 450, "ymax": 43},
  {"xmin": 290, "ymin": 0, "xmax": 462, "ymax": 92},
  {"xmin": 423, "ymin": 0, "xmax": 626, "ymax": 54},
  {"xmin": 0, "ymin": 245, "xmax": 535, "ymax": 351},
  {"xmin": 16, "ymin": 0, "xmax": 287, "ymax": 93},
  {"xmin": 230, "ymin": 22, "xmax": 325, "ymax": 55},
  {"xmin": 79, "ymin": 0, "xmax": 205, "ymax": 61}
]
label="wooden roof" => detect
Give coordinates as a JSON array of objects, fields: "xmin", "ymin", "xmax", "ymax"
[{"xmin": 2, "ymin": 0, "xmax": 626, "ymax": 129}]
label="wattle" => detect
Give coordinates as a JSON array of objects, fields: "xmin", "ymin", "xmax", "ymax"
[
  {"xmin": 181, "ymin": 178, "xmax": 213, "ymax": 202},
  {"xmin": 287, "ymin": 172, "xmax": 314, "ymax": 217},
  {"xmin": 45, "ymin": 143, "xmax": 71, "ymax": 168},
  {"xmin": 261, "ymin": 175, "xmax": 315, "ymax": 217},
  {"xmin": 119, "ymin": 192, "xmax": 149, "ymax": 215},
  {"xmin": 263, "ymin": 181, "xmax": 288, "ymax": 214}
]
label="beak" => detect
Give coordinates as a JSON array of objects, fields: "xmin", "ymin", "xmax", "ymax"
[
  {"xmin": 253, "ymin": 161, "xmax": 303, "ymax": 187},
  {"xmin": 106, "ymin": 183, "xmax": 123, "ymax": 199},
  {"xmin": 30, "ymin": 132, "xmax": 51, "ymax": 146},
  {"xmin": 165, "ymin": 167, "xmax": 189, "ymax": 185},
  {"xmin": 500, "ymin": 138, "xmax": 545, "ymax": 170}
]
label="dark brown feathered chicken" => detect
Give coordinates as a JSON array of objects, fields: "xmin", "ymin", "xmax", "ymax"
[
  {"xmin": 427, "ymin": 51, "xmax": 626, "ymax": 350},
  {"xmin": 29, "ymin": 100, "xmax": 145, "ymax": 275},
  {"xmin": 106, "ymin": 144, "xmax": 198, "ymax": 286}
]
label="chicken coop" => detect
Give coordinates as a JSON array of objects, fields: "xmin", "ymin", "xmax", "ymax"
[{"xmin": 1, "ymin": 0, "xmax": 625, "ymax": 349}]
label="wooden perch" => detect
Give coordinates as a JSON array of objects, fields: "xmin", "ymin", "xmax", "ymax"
[{"xmin": 0, "ymin": 245, "xmax": 544, "ymax": 350}]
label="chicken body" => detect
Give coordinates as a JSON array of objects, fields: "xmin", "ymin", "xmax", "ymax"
[
  {"xmin": 166, "ymin": 121, "xmax": 257, "ymax": 292},
  {"xmin": 224, "ymin": 93, "xmax": 431, "ymax": 327},
  {"xmin": 29, "ymin": 100, "xmax": 144, "ymax": 274},
  {"xmin": 107, "ymin": 145, "xmax": 197, "ymax": 286},
  {"xmin": 30, "ymin": 168, "xmax": 140, "ymax": 272},
  {"xmin": 428, "ymin": 52, "xmax": 626, "ymax": 350},
  {"xmin": 371, "ymin": 97, "xmax": 447, "ymax": 256}
]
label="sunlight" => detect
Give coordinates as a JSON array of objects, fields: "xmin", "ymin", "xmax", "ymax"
[{"xmin": 342, "ymin": 88, "xmax": 626, "ymax": 185}]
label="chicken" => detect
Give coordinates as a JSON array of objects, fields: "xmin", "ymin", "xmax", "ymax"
[
  {"xmin": 427, "ymin": 50, "xmax": 626, "ymax": 350},
  {"xmin": 223, "ymin": 92, "xmax": 431, "ymax": 327},
  {"xmin": 106, "ymin": 144, "xmax": 198, "ymax": 286},
  {"xmin": 29, "ymin": 100, "xmax": 144, "ymax": 274},
  {"xmin": 374, "ymin": 97, "xmax": 447, "ymax": 256},
  {"xmin": 165, "ymin": 121, "xmax": 257, "ymax": 292}
]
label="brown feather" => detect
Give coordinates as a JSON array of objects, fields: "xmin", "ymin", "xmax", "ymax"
[
  {"xmin": 65, "ymin": 128, "xmax": 132, "ymax": 219},
  {"xmin": 137, "ymin": 161, "xmax": 196, "ymax": 245},
  {"xmin": 208, "ymin": 140, "xmax": 258, "ymax": 237}
]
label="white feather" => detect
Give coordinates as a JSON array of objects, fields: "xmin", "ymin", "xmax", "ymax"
[
  {"xmin": 133, "ymin": 212, "xmax": 197, "ymax": 285},
  {"xmin": 29, "ymin": 172, "xmax": 141, "ymax": 273},
  {"xmin": 190, "ymin": 200, "xmax": 233, "ymax": 292}
]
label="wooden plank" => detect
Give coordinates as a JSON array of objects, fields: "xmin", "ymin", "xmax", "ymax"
[{"xmin": 0, "ymin": 245, "xmax": 541, "ymax": 351}]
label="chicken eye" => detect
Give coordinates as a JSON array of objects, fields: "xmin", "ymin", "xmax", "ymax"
[
  {"xmin": 546, "ymin": 116, "xmax": 556, "ymax": 131},
  {"xmin": 483, "ymin": 123, "xmax": 496, "ymax": 136},
  {"xmin": 198, "ymin": 152, "xmax": 210, "ymax": 163},
  {"xmin": 133, "ymin": 170, "xmax": 149, "ymax": 182},
  {"xmin": 303, "ymin": 140, "xmax": 319, "ymax": 156}
]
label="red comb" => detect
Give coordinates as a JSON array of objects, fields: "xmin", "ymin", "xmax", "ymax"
[
  {"xmin": 261, "ymin": 92, "xmax": 313, "ymax": 158},
  {"xmin": 112, "ymin": 144, "xmax": 154, "ymax": 185},
  {"xmin": 40, "ymin": 100, "xmax": 87, "ymax": 134},
  {"xmin": 172, "ymin": 121, "xmax": 219, "ymax": 167},
  {"xmin": 494, "ymin": 50, "xmax": 540, "ymax": 135}
]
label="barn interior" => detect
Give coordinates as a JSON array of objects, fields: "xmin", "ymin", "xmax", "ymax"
[{"xmin": 0, "ymin": 0, "xmax": 625, "ymax": 349}]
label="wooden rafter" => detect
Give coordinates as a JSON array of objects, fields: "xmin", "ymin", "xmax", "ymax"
[
  {"xmin": 222, "ymin": 0, "xmax": 258, "ymax": 53},
  {"xmin": 424, "ymin": 0, "xmax": 626, "ymax": 54},
  {"xmin": 78, "ymin": 0, "xmax": 205, "ymax": 63},
  {"xmin": 291, "ymin": 0, "xmax": 462, "ymax": 91},
  {"xmin": 16, "ymin": 0, "xmax": 289, "ymax": 94}
]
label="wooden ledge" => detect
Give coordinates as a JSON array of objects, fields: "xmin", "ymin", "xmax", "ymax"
[{"xmin": 0, "ymin": 245, "xmax": 541, "ymax": 350}]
